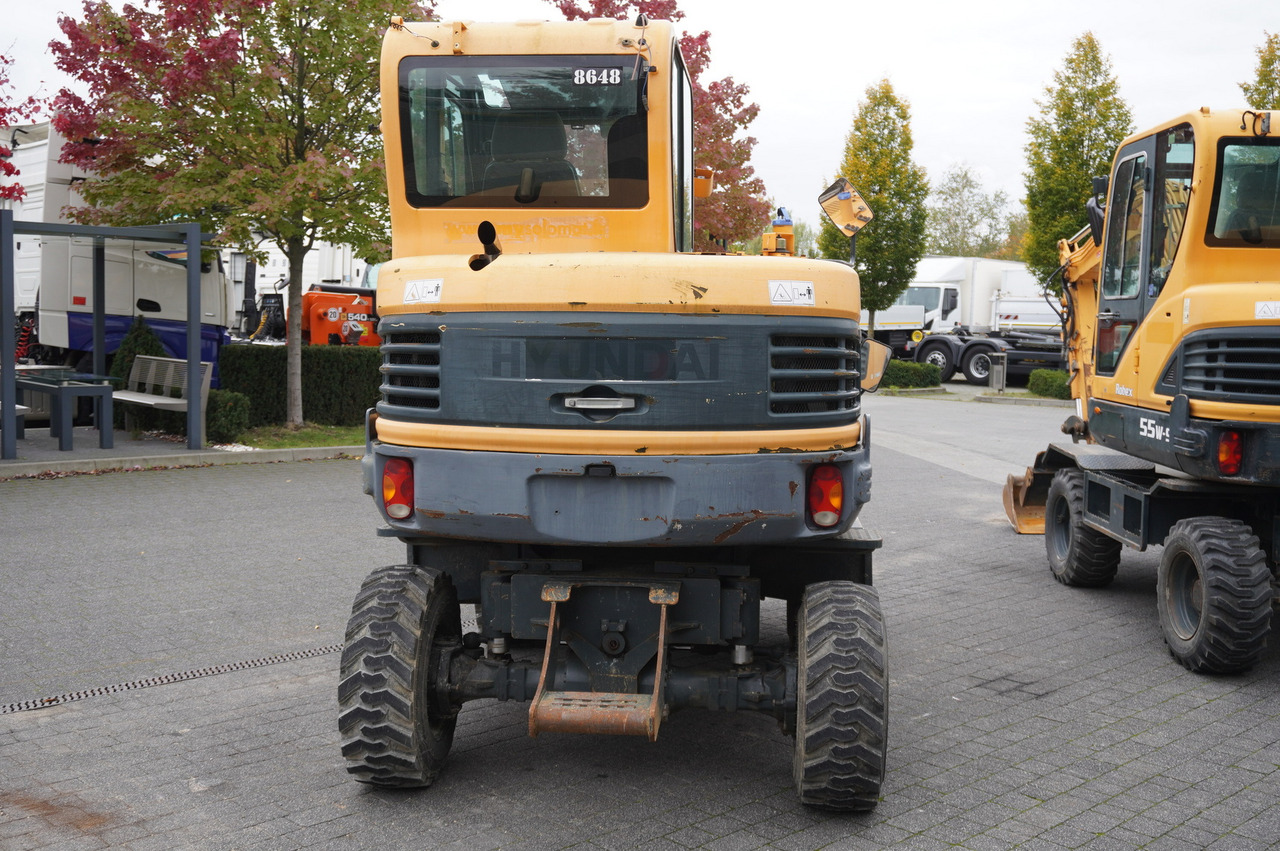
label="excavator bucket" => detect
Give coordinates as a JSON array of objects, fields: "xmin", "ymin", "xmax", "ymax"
[{"xmin": 1002, "ymin": 465, "xmax": 1055, "ymax": 534}]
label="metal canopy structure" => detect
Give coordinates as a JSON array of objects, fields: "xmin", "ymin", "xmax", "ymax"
[{"xmin": 0, "ymin": 211, "xmax": 207, "ymax": 460}]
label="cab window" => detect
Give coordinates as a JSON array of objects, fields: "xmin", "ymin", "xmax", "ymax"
[
  {"xmin": 1097, "ymin": 153, "xmax": 1145, "ymax": 375},
  {"xmin": 1147, "ymin": 125, "xmax": 1193, "ymax": 294},
  {"xmin": 399, "ymin": 55, "xmax": 649, "ymax": 209},
  {"xmin": 1206, "ymin": 137, "xmax": 1280, "ymax": 247},
  {"xmin": 1102, "ymin": 154, "xmax": 1146, "ymax": 300}
]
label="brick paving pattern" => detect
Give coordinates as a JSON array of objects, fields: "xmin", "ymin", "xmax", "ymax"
[{"xmin": 1, "ymin": 401, "xmax": 1278, "ymax": 849}]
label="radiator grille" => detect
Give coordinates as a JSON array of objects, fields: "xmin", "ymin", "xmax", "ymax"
[
  {"xmin": 768, "ymin": 335, "xmax": 859, "ymax": 415},
  {"xmin": 381, "ymin": 328, "xmax": 442, "ymax": 410},
  {"xmin": 1180, "ymin": 335, "xmax": 1280, "ymax": 404}
]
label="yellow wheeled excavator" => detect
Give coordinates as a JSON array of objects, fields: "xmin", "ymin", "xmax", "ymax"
[
  {"xmin": 1005, "ymin": 107, "xmax": 1280, "ymax": 674},
  {"xmin": 336, "ymin": 13, "xmax": 893, "ymax": 811}
]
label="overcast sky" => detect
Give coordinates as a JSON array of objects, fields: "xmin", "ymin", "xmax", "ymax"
[{"xmin": 6, "ymin": 0, "xmax": 1274, "ymax": 229}]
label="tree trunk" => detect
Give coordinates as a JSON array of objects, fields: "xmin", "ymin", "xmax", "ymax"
[{"xmin": 286, "ymin": 239, "xmax": 307, "ymax": 427}]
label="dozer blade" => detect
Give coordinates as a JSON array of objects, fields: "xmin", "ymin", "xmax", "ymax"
[{"xmin": 1003, "ymin": 466, "xmax": 1053, "ymax": 534}]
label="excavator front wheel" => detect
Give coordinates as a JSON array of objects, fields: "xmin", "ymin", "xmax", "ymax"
[{"xmin": 1044, "ymin": 469, "xmax": 1120, "ymax": 587}]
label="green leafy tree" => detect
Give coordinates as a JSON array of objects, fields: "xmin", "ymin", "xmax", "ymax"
[
  {"xmin": 818, "ymin": 79, "xmax": 928, "ymax": 330},
  {"xmin": 51, "ymin": 0, "xmax": 433, "ymax": 427},
  {"xmin": 926, "ymin": 164, "xmax": 1010, "ymax": 258},
  {"xmin": 1241, "ymin": 31, "xmax": 1280, "ymax": 109},
  {"xmin": 792, "ymin": 219, "xmax": 817, "ymax": 258},
  {"xmin": 1023, "ymin": 32, "xmax": 1133, "ymax": 287},
  {"xmin": 990, "ymin": 209, "xmax": 1029, "ymax": 262}
]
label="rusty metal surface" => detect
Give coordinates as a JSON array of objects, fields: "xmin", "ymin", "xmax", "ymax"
[
  {"xmin": 540, "ymin": 582, "xmax": 573, "ymax": 603},
  {"xmin": 530, "ymin": 693, "xmax": 657, "ymax": 738},
  {"xmin": 527, "ymin": 599, "xmax": 562, "ymax": 738},
  {"xmin": 528, "ymin": 583, "xmax": 671, "ymax": 741},
  {"xmin": 648, "ymin": 586, "xmax": 679, "ymax": 605},
  {"xmin": 1003, "ymin": 470, "xmax": 1047, "ymax": 534}
]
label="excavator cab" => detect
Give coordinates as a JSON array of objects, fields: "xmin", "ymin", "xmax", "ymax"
[{"xmin": 382, "ymin": 18, "xmax": 700, "ymax": 257}]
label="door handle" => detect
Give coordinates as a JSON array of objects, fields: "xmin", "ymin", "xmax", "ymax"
[{"xmin": 564, "ymin": 396, "xmax": 636, "ymax": 410}]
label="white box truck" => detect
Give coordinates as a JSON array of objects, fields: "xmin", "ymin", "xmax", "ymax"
[
  {"xmin": 902, "ymin": 256, "xmax": 1059, "ymax": 334},
  {"xmin": 903, "ymin": 257, "xmax": 1064, "ymax": 384},
  {"xmin": 3, "ymin": 121, "xmax": 233, "ymax": 365}
]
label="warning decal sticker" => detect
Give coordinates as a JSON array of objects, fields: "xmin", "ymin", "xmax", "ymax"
[
  {"xmin": 404, "ymin": 279, "xmax": 443, "ymax": 304},
  {"xmin": 769, "ymin": 280, "xmax": 815, "ymax": 307}
]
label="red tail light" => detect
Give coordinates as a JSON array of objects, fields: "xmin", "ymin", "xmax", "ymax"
[
  {"xmin": 382, "ymin": 457, "xmax": 414, "ymax": 519},
  {"xmin": 1217, "ymin": 430, "xmax": 1243, "ymax": 476},
  {"xmin": 807, "ymin": 464, "xmax": 843, "ymax": 528}
]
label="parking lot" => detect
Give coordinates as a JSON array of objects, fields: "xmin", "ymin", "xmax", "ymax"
[{"xmin": 2, "ymin": 390, "xmax": 1278, "ymax": 849}]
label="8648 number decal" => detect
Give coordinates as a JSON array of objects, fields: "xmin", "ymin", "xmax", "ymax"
[{"xmin": 573, "ymin": 67, "xmax": 623, "ymax": 85}]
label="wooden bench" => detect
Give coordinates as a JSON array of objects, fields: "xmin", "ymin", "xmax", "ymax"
[{"xmin": 113, "ymin": 355, "xmax": 213, "ymax": 431}]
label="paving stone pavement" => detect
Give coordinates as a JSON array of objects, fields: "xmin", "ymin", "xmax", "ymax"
[{"xmin": 1, "ymin": 398, "xmax": 1279, "ymax": 849}]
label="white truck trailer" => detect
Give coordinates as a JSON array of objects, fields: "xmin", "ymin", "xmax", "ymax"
[{"xmin": 3, "ymin": 121, "xmax": 234, "ymax": 365}]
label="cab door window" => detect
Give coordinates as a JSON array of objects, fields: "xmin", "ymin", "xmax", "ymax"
[
  {"xmin": 1102, "ymin": 154, "xmax": 1146, "ymax": 299},
  {"xmin": 1097, "ymin": 152, "xmax": 1147, "ymax": 375},
  {"xmin": 1147, "ymin": 125, "xmax": 1194, "ymax": 296}
]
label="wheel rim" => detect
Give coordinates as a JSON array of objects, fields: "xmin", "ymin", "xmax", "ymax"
[
  {"xmin": 1048, "ymin": 492, "xmax": 1072, "ymax": 561},
  {"xmin": 970, "ymin": 354, "xmax": 990, "ymax": 378},
  {"xmin": 1165, "ymin": 550, "xmax": 1204, "ymax": 641},
  {"xmin": 924, "ymin": 350, "xmax": 947, "ymax": 369}
]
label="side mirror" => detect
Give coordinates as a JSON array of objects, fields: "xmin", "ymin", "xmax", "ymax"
[
  {"xmin": 1085, "ymin": 175, "xmax": 1109, "ymax": 247},
  {"xmin": 818, "ymin": 177, "xmax": 873, "ymax": 237},
  {"xmin": 694, "ymin": 166, "xmax": 715, "ymax": 199},
  {"xmin": 860, "ymin": 339, "xmax": 892, "ymax": 393}
]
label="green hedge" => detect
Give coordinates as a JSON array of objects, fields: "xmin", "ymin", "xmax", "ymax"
[
  {"xmin": 218, "ymin": 343, "xmax": 381, "ymax": 427},
  {"xmin": 206, "ymin": 388, "xmax": 251, "ymax": 443},
  {"xmin": 883, "ymin": 359, "xmax": 941, "ymax": 388},
  {"xmin": 1028, "ymin": 369, "xmax": 1072, "ymax": 399}
]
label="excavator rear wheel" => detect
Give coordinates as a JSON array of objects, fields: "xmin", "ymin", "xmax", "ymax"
[
  {"xmin": 1158, "ymin": 518, "xmax": 1272, "ymax": 674},
  {"xmin": 338, "ymin": 565, "xmax": 462, "ymax": 786},
  {"xmin": 1044, "ymin": 469, "xmax": 1120, "ymax": 587},
  {"xmin": 792, "ymin": 581, "xmax": 887, "ymax": 812}
]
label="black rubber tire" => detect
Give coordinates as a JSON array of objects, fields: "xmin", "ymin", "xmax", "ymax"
[
  {"xmin": 338, "ymin": 565, "xmax": 462, "ymax": 786},
  {"xmin": 961, "ymin": 347, "xmax": 995, "ymax": 385},
  {"xmin": 793, "ymin": 581, "xmax": 888, "ymax": 812},
  {"xmin": 1157, "ymin": 518, "xmax": 1272, "ymax": 674},
  {"xmin": 785, "ymin": 597, "xmax": 801, "ymax": 650},
  {"xmin": 1044, "ymin": 468, "xmax": 1120, "ymax": 587},
  {"xmin": 917, "ymin": 344, "xmax": 955, "ymax": 382}
]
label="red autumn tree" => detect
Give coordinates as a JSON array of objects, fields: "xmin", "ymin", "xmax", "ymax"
[
  {"xmin": 50, "ymin": 0, "xmax": 434, "ymax": 427},
  {"xmin": 0, "ymin": 52, "xmax": 45, "ymax": 202},
  {"xmin": 547, "ymin": 0, "xmax": 771, "ymax": 250}
]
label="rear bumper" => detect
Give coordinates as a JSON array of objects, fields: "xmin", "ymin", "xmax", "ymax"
[{"xmin": 364, "ymin": 422, "xmax": 874, "ymax": 547}]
